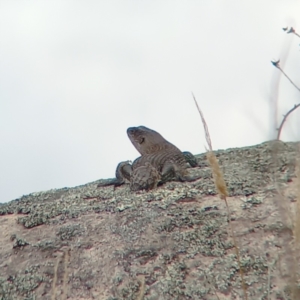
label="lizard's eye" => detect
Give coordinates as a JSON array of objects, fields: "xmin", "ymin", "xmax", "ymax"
[{"xmin": 139, "ymin": 137, "xmax": 145, "ymax": 144}]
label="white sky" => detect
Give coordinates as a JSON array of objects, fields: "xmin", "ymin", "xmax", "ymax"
[{"xmin": 1, "ymin": 1, "xmax": 299, "ymax": 203}]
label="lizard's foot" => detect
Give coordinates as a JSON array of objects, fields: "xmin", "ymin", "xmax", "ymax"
[
  {"xmin": 178, "ymin": 172, "xmax": 202, "ymax": 182},
  {"xmin": 182, "ymin": 151, "xmax": 198, "ymax": 167},
  {"xmin": 130, "ymin": 162, "xmax": 161, "ymax": 191}
]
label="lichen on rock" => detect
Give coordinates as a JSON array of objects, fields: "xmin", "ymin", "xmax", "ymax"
[{"xmin": 0, "ymin": 141, "xmax": 299, "ymax": 299}]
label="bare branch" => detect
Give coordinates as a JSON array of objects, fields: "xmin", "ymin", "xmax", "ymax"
[
  {"xmin": 271, "ymin": 60, "xmax": 300, "ymax": 92},
  {"xmin": 271, "ymin": 29, "xmax": 300, "ymax": 140},
  {"xmin": 277, "ymin": 104, "xmax": 300, "ymax": 140}
]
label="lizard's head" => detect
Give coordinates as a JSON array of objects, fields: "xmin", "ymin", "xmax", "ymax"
[{"xmin": 127, "ymin": 126, "xmax": 167, "ymax": 155}]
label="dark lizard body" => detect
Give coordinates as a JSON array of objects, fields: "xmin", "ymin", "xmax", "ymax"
[{"xmin": 98, "ymin": 126, "xmax": 200, "ymax": 191}]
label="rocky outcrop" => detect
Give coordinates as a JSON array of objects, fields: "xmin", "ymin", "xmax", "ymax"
[{"xmin": 0, "ymin": 141, "xmax": 299, "ymax": 300}]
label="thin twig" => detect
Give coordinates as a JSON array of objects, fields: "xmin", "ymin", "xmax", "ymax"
[
  {"xmin": 278, "ymin": 66, "xmax": 300, "ymax": 92},
  {"xmin": 51, "ymin": 256, "xmax": 60, "ymax": 300},
  {"xmin": 61, "ymin": 249, "xmax": 70, "ymax": 300},
  {"xmin": 276, "ymin": 104, "xmax": 300, "ymax": 140},
  {"xmin": 136, "ymin": 275, "xmax": 145, "ymax": 300},
  {"xmin": 271, "ymin": 60, "xmax": 300, "ymax": 92},
  {"xmin": 271, "ymin": 60, "xmax": 300, "ymax": 139}
]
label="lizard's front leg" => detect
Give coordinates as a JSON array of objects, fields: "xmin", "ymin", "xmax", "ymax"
[
  {"xmin": 116, "ymin": 161, "xmax": 132, "ymax": 183},
  {"xmin": 97, "ymin": 161, "xmax": 132, "ymax": 188},
  {"xmin": 161, "ymin": 162, "xmax": 201, "ymax": 184}
]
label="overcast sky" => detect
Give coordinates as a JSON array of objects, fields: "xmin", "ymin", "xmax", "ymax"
[{"xmin": 1, "ymin": 1, "xmax": 299, "ymax": 203}]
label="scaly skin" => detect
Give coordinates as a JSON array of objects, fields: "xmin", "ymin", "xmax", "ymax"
[{"xmin": 97, "ymin": 126, "xmax": 200, "ymax": 191}]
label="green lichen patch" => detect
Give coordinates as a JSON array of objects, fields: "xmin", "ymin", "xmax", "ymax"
[
  {"xmin": 241, "ymin": 195, "xmax": 264, "ymax": 209},
  {"xmin": 10, "ymin": 234, "xmax": 30, "ymax": 249},
  {"xmin": 155, "ymin": 208, "xmax": 230, "ymax": 257},
  {"xmin": 33, "ymin": 240, "xmax": 57, "ymax": 251},
  {"xmin": 115, "ymin": 247, "xmax": 159, "ymax": 267},
  {"xmin": 57, "ymin": 223, "xmax": 84, "ymax": 240},
  {"xmin": 0, "ymin": 265, "xmax": 43, "ymax": 300},
  {"xmin": 112, "ymin": 280, "xmax": 141, "ymax": 300}
]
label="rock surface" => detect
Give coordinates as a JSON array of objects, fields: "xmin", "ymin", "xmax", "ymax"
[{"xmin": 0, "ymin": 140, "xmax": 299, "ymax": 300}]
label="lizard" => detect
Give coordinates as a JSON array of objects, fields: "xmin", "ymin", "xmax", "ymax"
[{"xmin": 97, "ymin": 126, "xmax": 201, "ymax": 191}]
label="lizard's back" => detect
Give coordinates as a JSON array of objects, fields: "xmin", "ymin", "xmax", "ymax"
[
  {"xmin": 128, "ymin": 126, "xmax": 189, "ymax": 184},
  {"xmin": 132, "ymin": 146, "xmax": 187, "ymax": 172}
]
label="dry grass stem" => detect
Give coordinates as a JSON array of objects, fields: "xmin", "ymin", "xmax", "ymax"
[
  {"xmin": 192, "ymin": 93, "xmax": 248, "ymax": 300},
  {"xmin": 207, "ymin": 152, "xmax": 228, "ymax": 199},
  {"xmin": 136, "ymin": 275, "xmax": 145, "ymax": 300},
  {"xmin": 61, "ymin": 249, "xmax": 70, "ymax": 300},
  {"xmin": 271, "ymin": 143, "xmax": 299, "ymax": 299},
  {"xmin": 290, "ymin": 149, "xmax": 300, "ymax": 299},
  {"xmin": 271, "ymin": 113, "xmax": 300, "ymax": 298},
  {"xmin": 51, "ymin": 255, "xmax": 60, "ymax": 300},
  {"xmin": 293, "ymin": 150, "xmax": 300, "ymax": 247},
  {"xmin": 192, "ymin": 93, "xmax": 212, "ymax": 151}
]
